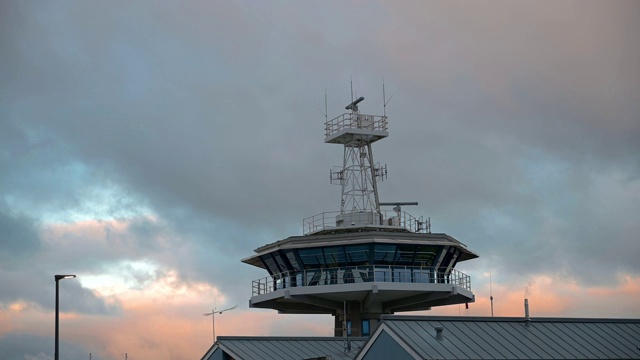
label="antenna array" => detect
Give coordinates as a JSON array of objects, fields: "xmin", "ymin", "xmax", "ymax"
[{"xmin": 324, "ymin": 93, "xmax": 388, "ymax": 214}]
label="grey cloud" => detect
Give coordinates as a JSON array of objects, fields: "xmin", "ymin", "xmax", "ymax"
[
  {"xmin": 0, "ymin": 4, "xmax": 639, "ymax": 360},
  {"xmin": 0, "ymin": 333, "xmax": 91, "ymax": 360},
  {"xmin": 376, "ymin": 1, "xmax": 640, "ymax": 167},
  {"xmin": 0, "ymin": 0, "xmax": 638, "ymax": 337},
  {"xmin": 59, "ymin": 278, "xmax": 122, "ymax": 315},
  {"xmin": 0, "ymin": 268, "xmax": 121, "ymax": 316},
  {"xmin": 0, "ymin": 207, "xmax": 42, "ymax": 262}
]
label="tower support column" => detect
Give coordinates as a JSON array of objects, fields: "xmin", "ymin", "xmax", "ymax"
[{"xmin": 333, "ymin": 301, "xmax": 379, "ymax": 337}]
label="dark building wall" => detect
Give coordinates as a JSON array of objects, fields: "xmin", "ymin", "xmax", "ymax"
[
  {"xmin": 361, "ymin": 331, "xmax": 414, "ymax": 360},
  {"xmin": 206, "ymin": 348, "xmax": 232, "ymax": 360}
]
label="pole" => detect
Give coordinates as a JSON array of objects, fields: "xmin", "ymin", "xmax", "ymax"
[
  {"xmin": 54, "ymin": 275, "xmax": 76, "ymax": 360},
  {"xmin": 212, "ymin": 309, "xmax": 215, "ymax": 343},
  {"xmin": 204, "ymin": 304, "xmax": 236, "ymax": 344},
  {"xmin": 490, "ymin": 272, "xmax": 494, "ymax": 317},
  {"xmin": 342, "ymin": 301, "xmax": 347, "ymax": 353},
  {"xmin": 55, "ymin": 278, "xmax": 59, "ymax": 360}
]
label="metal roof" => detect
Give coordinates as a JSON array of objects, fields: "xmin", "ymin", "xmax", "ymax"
[
  {"xmin": 356, "ymin": 315, "xmax": 640, "ymax": 359},
  {"xmin": 201, "ymin": 336, "xmax": 367, "ymax": 360}
]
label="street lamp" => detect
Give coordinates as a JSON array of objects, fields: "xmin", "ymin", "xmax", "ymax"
[
  {"xmin": 55, "ymin": 274, "xmax": 76, "ymax": 360},
  {"xmin": 203, "ymin": 304, "xmax": 237, "ymax": 343}
]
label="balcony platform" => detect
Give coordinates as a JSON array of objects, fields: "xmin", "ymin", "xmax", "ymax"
[{"xmin": 250, "ymin": 265, "xmax": 474, "ymax": 314}]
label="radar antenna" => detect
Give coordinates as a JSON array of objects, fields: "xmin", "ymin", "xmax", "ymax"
[{"xmin": 345, "ymin": 97, "xmax": 365, "ymax": 112}]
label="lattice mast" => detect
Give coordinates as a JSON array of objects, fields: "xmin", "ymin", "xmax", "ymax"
[{"xmin": 325, "ymin": 96, "xmax": 388, "ymax": 215}]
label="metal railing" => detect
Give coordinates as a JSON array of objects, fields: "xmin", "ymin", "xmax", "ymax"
[
  {"xmin": 325, "ymin": 113, "xmax": 388, "ymax": 137},
  {"xmin": 251, "ymin": 265, "xmax": 470, "ymax": 296},
  {"xmin": 303, "ymin": 210, "xmax": 429, "ymax": 235}
]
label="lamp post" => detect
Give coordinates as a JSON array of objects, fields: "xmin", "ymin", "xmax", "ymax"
[
  {"xmin": 55, "ymin": 274, "xmax": 76, "ymax": 360},
  {"xmin": 203, "ymin": 304, "xmax": 237, "ymax": 343}
]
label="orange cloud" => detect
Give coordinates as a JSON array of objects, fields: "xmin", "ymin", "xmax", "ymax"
[
  {"xmin": 427, "ymin": 273, "xmax": 640, "ymax": 318},
  {"xmin": 2, "ymin": 271, "xmax": 638, "ymax": 359},
  {"xmin": 0, "ymin": 264, "xmax": 331, "ymax": 359},
  {"xmin": 6, "ymin": 216, "xmax": 637, "ymax": 359}
]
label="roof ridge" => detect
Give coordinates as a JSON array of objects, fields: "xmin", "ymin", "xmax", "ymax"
[
  {"xmin": 216, "ymin": 336, "xmax": 369, "ymax": 341},
  {"xmin": 380, "ymin": 315, "xmax": 640, "ymax": 323}
]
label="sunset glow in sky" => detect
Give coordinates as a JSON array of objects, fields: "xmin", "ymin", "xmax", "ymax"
[{"xmin": 1, "ymin": 1, "xmax": 639, "ymax": 359}]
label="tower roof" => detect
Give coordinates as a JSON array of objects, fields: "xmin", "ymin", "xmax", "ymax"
[{"xmin": 242, "ymin": 231, "xmax": 478, "ymax": 270}]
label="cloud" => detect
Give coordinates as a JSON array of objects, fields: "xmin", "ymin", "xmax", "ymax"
[
  {"xmin": 0, "ymin": 266, "xmax": 281, "ymax": 360},
  {"xmin": 428, "ymin": 273, "xmax": 640, "ymax": 318},
  {"xmin": 0, "ymin": 333, "xmax": 88, "ymax": 360},
  {"xmin": 0, "ymin": 268, "xmax": 121, "ymax": 317},
  {"xmin": 0, "ymin": 207, "xmax": 42, "ymax": 262},
  {"xmin": 0, "ymin": 1, "xmax": 639, "ymax": 359}
]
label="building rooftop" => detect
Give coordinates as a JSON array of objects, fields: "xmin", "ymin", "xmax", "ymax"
[
  {"xmin": 355, "ymin": 315, "xmax": 640, "ymax": 360},
  {"xmin": 201, "ymin": 336, "xmax": 367, "ymax": 360}
]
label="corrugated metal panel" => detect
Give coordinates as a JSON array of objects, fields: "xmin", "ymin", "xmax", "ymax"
[
  {"xmin": 376, "ymin": 316, "xmax": 640, "ymax": 360},
  {"xmin": 211, "ymin": 336, "xmax": 367, "ymax": 360}
]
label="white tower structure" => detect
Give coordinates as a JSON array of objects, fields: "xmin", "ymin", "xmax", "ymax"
[
  {"xmin": 243, "ymin": 94, "xmax": 477, "ymax": 337},
  {"xmin": 327, "ymin": 96, "xmax": 387, "ymax": 216}
]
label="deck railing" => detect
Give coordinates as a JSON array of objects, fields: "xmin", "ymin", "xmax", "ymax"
[
  {"xmin": 303, "ymin": 210, "xmax": 429, "ymax": 235},
  {"xmin": 325, "ymin": 113, "xmax": 388, "ymax": 138},
  {"xmin": 251, "ymin": 265, "xmax": 470, "ymax": 296}
]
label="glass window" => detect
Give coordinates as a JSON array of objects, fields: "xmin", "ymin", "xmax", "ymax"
[
  {"xmin": 273, "ymin": 252, "xmax": 289, "ymax": 273},
  {"xmin": 345, "ymin": 245, "xmax": 370, "ymax": 266},
  {"xmin": 412, "ymin": 268, "xmax": 432, "ymax": 283},
  {"xmin": 362, "ymin": 320, "xmax": 370, "ymax": 336},
  {"xmin": 298, "ymin": 248, "xmax": 325, "ymax": 268},
  {"xmin": 438, "ymin": 247, "xmax": 455, "ymax": 270},
  {"xmin": 260, "ymin": 255, "xmax": 280, "ymax": 275},
  {"xmin": 415, "ymin": 245, "xmax": 438, "ymax": 267},
  {"xmin": 304, "ymin": 270, "xmax": 322, "ymax": 286},
  {"xmin": 374, "ymin": 267, "xmax": 391, "ymax": 282},
  {"xmin": 374, "ymin": 244, "xmax": 396, "ymax": 265},
  {"xmin": 393, "ymin": 267, "xmax": 411, "ymax": 283},
  {"xmin": 323, "ymin": 246, "xmax": 346, "ymax": 267},
  {"xmin": 283, "ymin": 250, "xmax": 301, "ymax": 271},
  {"xmin": 395, "ymin": 244, "xmax": 416, "ymax": 265}
]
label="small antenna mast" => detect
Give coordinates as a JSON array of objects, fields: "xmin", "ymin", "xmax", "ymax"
[
  {"xmin": 490, "ymin": 272, "xmax": 494, "ymax": 317},
  {"xmin": 204, "ymin": 304, "xmax": 238, "ymax": 343},
  {"xmin": 383, "ymin": 79, "xmax": 386, "ymax": 117},
  {"xmin": 317, "ymin": 90, "xmax": 328, "ymax": 122},
  {"xmin": 325, "ymin": 89, "xmax": 328, "ymax": 123},
  {"xmin": 350, "ymin": 78, "xmax": 354, "ymax": 105},
  {"xmin": 383, "ymin": 80, "xmax": 393, "ymax": 118}
]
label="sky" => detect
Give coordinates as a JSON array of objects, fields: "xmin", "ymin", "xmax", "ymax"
[{"xmin": 1, "ymin": 0, "xmax": 639, "ymax": 359}]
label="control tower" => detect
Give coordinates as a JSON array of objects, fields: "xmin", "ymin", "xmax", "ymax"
[{"xmin": 242, "ymin": 96, "xmax": 478, "ymax": 337}]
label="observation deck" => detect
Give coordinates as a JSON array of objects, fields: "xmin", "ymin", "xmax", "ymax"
[
  {"xmin": 250, "ymin": 265, "xmax": 472, "ymax": 314},
  {"xmin": 242, "ymin": 228, "xmax": 477, "ymax": 336},
  {"xmin": 324, "ymin": 113, "xmax": 388, "ymax": 145}
]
